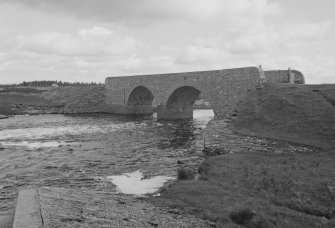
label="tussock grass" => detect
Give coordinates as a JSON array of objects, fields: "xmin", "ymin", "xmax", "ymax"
[
  {"xmin": 177, "ymin": 167, "xmax": 194, "ymax": 180},
  {"xmin": 229, "ymin": 208, "xmax": 255, "ymax": 225}
]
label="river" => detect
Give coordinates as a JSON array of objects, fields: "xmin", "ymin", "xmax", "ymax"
[{"xmin": 0, "ymin": 110, "xmax": 214, "ymax": 215}]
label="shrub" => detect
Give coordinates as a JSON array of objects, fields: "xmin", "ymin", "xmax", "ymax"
[
  {"xmin": 202, "ymin": 146, "xmax": 228, "ymax": 156},
  {"xmin": 230, "ymin": 209, "xmax": 270, "ymax": 228},
  {"xmin": 229, "ymin": 208, "xmax": 256, "ymax": 225},
  {"xmin": 198, "ymin": 163, "xmax": 210, "ymax": 181},
  {"xmin": 177, "ymin": 167, "xmax": 195, "ymax": 180}
]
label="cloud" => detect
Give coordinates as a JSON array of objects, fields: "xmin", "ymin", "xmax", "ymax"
[
  {"xmin": 279, "ymin": 22, "xmax": 333, "ymax": 49},
  {"xmin": 0, "ymin": 1, "xmax": 334, "ymax": 84},
  {"xmin": 175, "ymin": 46, "xmax": 226, "ymax": 65},
  {"xmin": 0, "ymin": 0, "xmax": 282, "ymax": 24},
  {"xmin": 16, "ymin": 27, "xmax": 142, "ymax": 57}
]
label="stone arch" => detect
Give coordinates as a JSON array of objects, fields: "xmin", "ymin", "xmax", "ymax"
[
  {"xmin": 166, "ymin": 86, "xmax": 201, "ymax": 109},
  {"xmin": 127, "ymin": 86, "xmax": 154, "ymax": 106},
  {"xmin": 126, "ymin": 86, "xmax": 154, "ymax": 115},
  {"xmin": 158, "ymin": 86, "xmax": 207, "ymax": 119}
]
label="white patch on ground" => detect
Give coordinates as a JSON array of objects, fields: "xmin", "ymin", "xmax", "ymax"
[{"xmin": 107, "ymin": 170, "xmax": 174, "ymax": 195}]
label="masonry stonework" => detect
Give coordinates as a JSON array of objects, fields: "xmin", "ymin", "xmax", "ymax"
[
  {"xmin": 105, "ymin": 67, "xmax": 262, "ymax": 119},
  {"xmin": 105, "ymin": 67, "xmax": 305, "ymax": 119},
  {"xmin": 264, "ymin": 70, "xmax": 305, "ymax": 84}
]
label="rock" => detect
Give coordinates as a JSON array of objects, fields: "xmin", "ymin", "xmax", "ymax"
[
  {"xmin": 202, "ymin": 146, "xmax": 227, "ymax": 156},
  {"xmin": 148, "ymin": 221, "xmax": 159, "ymax": 227},
  {"xmin": 168, "ymin": 208, "xmax": 181, "ymax": 215},
  {"xmin": 59, "ymin": 164, "xmax": 70, "ymax": 170},
  {"xmin": 177, "ymin": 160, "xmax": 184, "ymax": 164},
  {"xmin": 274, "ymin": 149, "xmax": 283, "ymax": 154},
  {"xmin": 133, "ymin": 194, "xmax": 149, "ymax": 199},
  {"xmin": 0, "ymin": 115, "xmax": 9, "ymax": 119},
  {"xmin": 327, "ymin": 185, "xmax": 335, "ymax": 194},
  {"xmin": 320, "ymin": 217, "xmax": 329, "ymax": 225}
]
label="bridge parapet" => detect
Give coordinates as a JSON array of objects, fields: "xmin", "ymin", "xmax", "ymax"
[{"xmin": 264, "ymin": 69, "xmax": 305, "ymax": 84}]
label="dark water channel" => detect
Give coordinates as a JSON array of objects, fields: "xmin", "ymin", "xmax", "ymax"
[{"xmin": 0, "ymin": 110, "xmax": 214, "ymax": 213}]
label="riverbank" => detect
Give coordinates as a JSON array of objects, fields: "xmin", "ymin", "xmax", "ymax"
[
  {"xmin": 149, "ymin": 83, "xmax": 335, "ymax": 227},
  {"xmin": 0, "ymin": 85, "xmax": 105, "ymax": 115},
  {"xmin": 231, "ymin": 83, "xmax": 335, "ymax": 150}
]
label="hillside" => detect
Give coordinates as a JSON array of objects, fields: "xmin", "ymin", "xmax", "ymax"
[
  {"xmin": 231, "ymin": 83, "xmax": 335, "ymax": 149},
  {"xmin": 0, "ymin": 86, "xmax": 103, "ymax": 115}
]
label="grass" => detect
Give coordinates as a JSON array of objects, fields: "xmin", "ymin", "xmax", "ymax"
[
  {"xmin": 150, "ymin": 151, "xmax": 335, "ymax": 227},
  {"xmin": 231, "ymin": 83, "xmax": 335, "ymax": 150},
  {"xmin": 0, "ymin": 85, "xmax": 100, "ymax": 114},
  {"xmin": 148, "ymin": 83, "xmax": 335, "ymax": 228},
  {"xmin": 0, "ymin": 87, "xmax": 46, "ymax": 94}
]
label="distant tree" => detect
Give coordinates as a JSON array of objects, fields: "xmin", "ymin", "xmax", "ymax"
[{"xmin": 16, "ymin": 80, "xmax": 101, "ymax": 87}]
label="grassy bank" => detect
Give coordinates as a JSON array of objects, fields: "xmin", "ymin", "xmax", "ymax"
[
  {"xmin": 151, "ymin": 150, "xmax": 334, "ymax": 227},
  {"xmin": 232, "ymin": 83, "xmax": 335, "ymax": 150},
  {"xmin": 0, "ymin": 104, "xmax": 13, "ymax": 115},
  {"xmin": 0, "ymin": 85, "xmax": 100, "ymax": 115},
  {"xmin": 149, "ymin": 83, "xmax": 335, "ymax": 228}
]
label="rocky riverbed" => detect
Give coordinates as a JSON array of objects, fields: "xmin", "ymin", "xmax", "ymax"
[{"xmin": 0, "ymin": 111, "xmax": 213, "ymax": 227}]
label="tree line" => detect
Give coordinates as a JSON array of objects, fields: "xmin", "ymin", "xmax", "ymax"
[{"xmin": 16, "ymin": 80, "xmax": 103, "ymax": 87}]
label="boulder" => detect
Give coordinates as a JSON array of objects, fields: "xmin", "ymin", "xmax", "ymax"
[{"xmin": 0, "ymin": 115, "xmax": 9, "ymax": 119}]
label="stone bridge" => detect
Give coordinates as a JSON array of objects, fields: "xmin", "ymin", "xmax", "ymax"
[{"xmin": 105, "ymin": 67, "xmax": 304, "ymax": 120}]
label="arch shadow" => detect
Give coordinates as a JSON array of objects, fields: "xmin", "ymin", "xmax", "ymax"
[
  {"xmin": 127, "ymin": 86, "xmax": 154, "ymax": 115},
  {"xmin": 158, "ymin": 86, "xmax": 210, "ymax": 120}
]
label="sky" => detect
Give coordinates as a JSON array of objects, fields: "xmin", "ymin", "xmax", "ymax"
[{"xmin": 0, "ymin": 0, "xmax": 334, "ymax": 84}]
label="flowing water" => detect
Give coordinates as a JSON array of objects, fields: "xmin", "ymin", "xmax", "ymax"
[{"xmin": 0, "ymin": 110, "xmax": 214, "ymax": 213}]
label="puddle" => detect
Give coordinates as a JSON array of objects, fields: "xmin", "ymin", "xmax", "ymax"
[{"xmin": 107, "ymin": 170, "xmax": 174, "ymax": 195}]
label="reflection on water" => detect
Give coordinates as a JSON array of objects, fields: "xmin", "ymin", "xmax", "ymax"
[
  {"xmin": 107, "ymin": 170, "xmax": 174, "ymax": 195},
  {"xmin": 0, "ymin": 110, "xmax": 214, "ymax": 211},
  {"xmin": 157, "ymin": 121, "xmax": 196, "ymax": 149}
]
